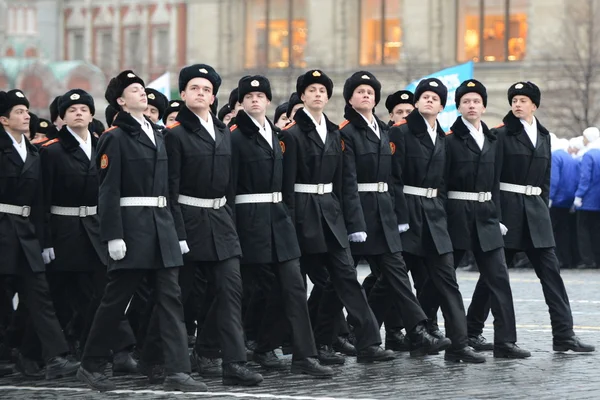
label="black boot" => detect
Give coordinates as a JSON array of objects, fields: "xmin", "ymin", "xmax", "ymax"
[
  {"xmin": 138, "ymin": 361, "xmax": 165, "ymax": 384},
  {"xmin": 222, "ymin": 362, "xmax": 263, "ymax": 386},
  {"xmin": 317, "ymin": 345, "xmax": 345, "ymax": 365},
  {"xmin": 77, "ymin": 366, "xmax": 116, "ymax": 392},
  {"xmin": 15, "ymin": 353, "xmax": 44, "ymax": 379},
  {"xmin": 385, "ymin": 329, "xmax": 410, "ymax": 352},
  {"xmin": 553, "ymin": 336, "xmax": 595, "ymax": 353},
  {"xmin": 468, "ymin": 334, "xmax": 494, "ymax": 351},
  {"xmin": 291, "ymin": 357, "xmax": 334, "ymax": 378},
  {"xmin": 163, "ymin": 372, "xmax": 207, "ymax": 392},
  {"xmin": 332, "ymin": 336, "xmax": 357, "ymax": 356},
  {"xmin": 45, "ymin": 356, "xmax": 80, "ymax": 379},
  {"xmin": 356, "ymin": 346, "xmax": 395, "ymax": 363},
  {"xmin": 252, "ymin": 350, "xmax": 287, "ymax": 370},
  {"xmin": 493, "ymin": 343, "xmax": 531, "ymax": 359},
  {"xmin": 408, "ymin": 324, "xmax": 452, "ymax": 357},
  {"xmin": 444, "ymin": 347, "xmax": 486, "ymax": 363},
  {"xmin": 112, "ymin": 351, "xmax": 138, "ymax": 376}
]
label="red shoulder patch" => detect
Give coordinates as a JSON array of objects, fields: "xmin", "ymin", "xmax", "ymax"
[
  {"xmin": 279, "ymin": 140, "xmax": 286, "ymax": 154},
  {"xmin": 339, "ymin": 120, "xmax": 350, "ymax": 130},
  {"xmin": 494, "ymin": 123, "xmax": 505, "ymax": 129},
  {"xmin": 102, "ymin": 126, "xmax": 118, "ymax": 134},
  {"xmin": 100, "ymin": 154, "xmax": 109, "ymax": 169},
  {"xmin": 41, "ymin": 138, "xmax": 59, "ymax": 147},
  {"xmin": 166, "ymin": 121, "xmax": 181, "ymax": 129},
  {"xmin": 390, "ymin": 142, "xmax": 396, "ymax": 154},
  {"xmin": 282, "ymin": 121, "xmax": 296, "ymax": 130},
  {"xmin": 229, "ymin": 124, "xmax": 238, "ymax": 132},
  {"xmin": 341, "ymin": 139, "xmax": 345, "ymax": 152},
  {"xmin": 392, "ymin": 119, "xmax": 407, "ymax": 127},
  {"xmin": 445, "ymin": 130, "xmax": 454, "ymax": 136}
]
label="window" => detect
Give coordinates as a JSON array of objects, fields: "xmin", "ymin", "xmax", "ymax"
[
  {"xmin": 73, "ymin": 32, "xmax": 84, "ymax": 60},
  {"xmin": 99, "ymin": 32, "xmax": 112, "ymax": 69},
  {"xmin": 244, "ymin": 0, "xmax": 307, "ymax": 69},
  {"xmin": 457, "ymin": 0, "xmax": 528, "ymax": 63},
  {"xmin": 154, "ymin": 28, "xmax": 169, "ymax": 68},
  {"xmin": 359, "ymin": 0, "xmax": 402, "ymax": 66},
  {"xmin": 125, "ymin": 29, "xmax": 141, "ymax": 68}
]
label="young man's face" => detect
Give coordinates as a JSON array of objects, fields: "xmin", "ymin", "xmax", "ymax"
[
  {"xmin": 144, "ymin": 105, "xmax": 160, "ymax": 123},
  {"xmin": 349, "ymin": 84, "xmax": 376, "ymax": 114},
  {"xmin": 458, "ymin": 92, "xmax": 485, "ymax": 123},
  {"xmin": 415, "ymin": 91, "xmax": 443, "ymax": 117},
  {"xmin": 165, "ymin": 111, "xmax": 178, "ymax": 126},
  {"xmin": 511, "ymin": 95, "xmax": 537, "ymax": 120},
  {"xmin": 181, "ymin": 77, "xmax": 214, "ymax": 113},
  {"xmin": 301, "ymin": 83, "xmax": 328, "ymax": 112},
  {"xmin": 289, "ymin": 103, "xmax": 303, "ymax": 120},
  {"xmin": 242, "ymin": 92, "xmax": 270, "ymax": 118},
  {"xmin": 275, "ymin": 113, "xmax": 290, "ymax": 128},
  {"xmin": 390, "ymin": 103, "xmax": 414, "ymax": 123},
  {"xmin": 118, "ymin": 83, "xmax": 147, "ymax": 113},
  {"xmin": 0, "ymin": 105, "xmax": 30, "ymax": 134},
  {"xmin": 64, "ymin": 104, "xmax": 93, "ymax": 130}
]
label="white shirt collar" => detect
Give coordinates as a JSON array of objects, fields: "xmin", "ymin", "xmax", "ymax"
[
  {"xmin": 196, "ymin": 112, "xmax": 215, "ymax": 141},
  {"xmin": 248, "ymin": 114, "xmax": 273, "ymax": 148},
  {"xmin": 359, "ymin": 112, "xmax": 379, "ymax": 138},
  {"xmin": 303, "ymin": 108, "xmax": 328, "ymax": 143},
  {"xmin": 131, "ymin": 114, "xmax": 156, "ymax": 145},
  {"xmin": 66, "ymin": 126, "xmax": 92, "ymax": 160},
  {"xmin": 461, "ymin": 117, "xmax": 485, "ymax": 150},
  {"xmin": 421, "ymin": 115, "xmax": 438, "ymax": 145},
  {"xmin": 7, "ymin": 131, "xmax": 27, "ymax": 162},
  {"xmin": 520, "ymin": 117, "xmax": 537, "ymax": 147}
]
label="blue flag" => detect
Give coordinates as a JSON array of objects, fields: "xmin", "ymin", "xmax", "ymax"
[{"xmin": 405, "ymin": 62, "xmax": 474, "ymax": 132}]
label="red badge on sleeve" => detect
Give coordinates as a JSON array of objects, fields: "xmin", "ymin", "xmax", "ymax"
[
  {"xmin": 279, "ymin": 141, "xmax": 285, "ymax": 154},
  {"xmin": 100, "ymin": 154, "xmax": 109, "ymax": 169},
  {"xmin": 390, "ymin": 142, "xmax": 396, "ymax": 155},
  {"xmin": 341, "ymin": 139, "xmax": 345, "ymax": 151}
]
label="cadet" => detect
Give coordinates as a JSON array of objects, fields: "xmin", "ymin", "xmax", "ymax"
[
  {"xmin": 144, "ymin": 88, "xmax": 168, "ymax": 125},
  {"xmin": 385, "ymin": 90, "xmax": 414, "ymax": 125}
]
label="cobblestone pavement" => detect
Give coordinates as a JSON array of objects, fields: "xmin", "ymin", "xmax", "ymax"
[{"xmin": 0, "ymin": 267, "xmax": 599, "ymax": 400}]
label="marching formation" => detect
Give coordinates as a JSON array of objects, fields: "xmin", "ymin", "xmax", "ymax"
[{"xmin": 0, "ymin": 63, "xmax": 595, "ymax": 393}]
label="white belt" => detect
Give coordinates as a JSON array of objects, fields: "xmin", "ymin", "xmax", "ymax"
[
  {"xmin": 119, "ymin": 196, "xmax": 168, "ymax": 208},
  {"xmin": 50, "ymin": 205, "xmax": 97, "ymax": 217},
  {"xmin": 499, "ymin": 183, "xmax": 542, "ymax": 196},
  {"xmin": 0, "ymin": 203, "xmax": 31, "ymax": 217},
  {"xmin": 294, "ymin": 183, "xmax": 333, "ymax": 195},
  {"xmin": 178, "ymin": 194, "xmax": 226, "ymax": 210},
  {"xmin": 447, "ymin": 191, "xmax": 492, "ymax": 202},
  {"xmin": 235, "ymin": 192, "xmax": 283, "ymax": 204},
  {"xmin": 357, "ymin": 182, "xmax": 388, "ymax": 193},
  {"xmin": 403, "ymin": 185, "xmax": 438, "ymax": 198}
]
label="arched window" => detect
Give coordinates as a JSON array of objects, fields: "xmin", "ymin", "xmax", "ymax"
[{"xmin": 359, "ymin": 0, "xmax": 402, "ymax": 65}]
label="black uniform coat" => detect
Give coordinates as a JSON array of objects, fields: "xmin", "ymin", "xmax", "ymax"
[
  {"xmin": 229, "ymin": 110, "xmax": 301, "ymax": 264},
  {"xmin": 164, "ymin": 105, "xmax": 241, "ymax": 262},
  {"xmin": 492, "ymin": 111, "xmax": 554, "ymax": 250},
  {"xmin": 0, "ymin": 128, "xmax": 45, "ymax": 274},
  {"xmin": 445, "ymin": 117, "xmax": 503, "ymax": 252},
  {"xmin": 389, "ymin": 109, "xmax": 453, "ymax": 257},
  {"xmin": 96, "ymin": 111, "xmax": 182, "ymax": 271},
  {"xmin": 40, "ymin": 127, "xmax": 107, "ymax": 271},
  {"xmin": 339, "ymin": 105, "xmax": 403, "ymax": 256},
  {"xmin": 280, "ymin": 109, "xmax": 348, "ymax": 254}
]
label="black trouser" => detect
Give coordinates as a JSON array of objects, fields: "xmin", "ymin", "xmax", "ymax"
[
  {"xmin": 551, "ymin": 207, "xmax": 581, "ymax": 268},
  {"xmin": 81, "ymin": 267, "xmax": 190, "ymax": 374},
  {"xmin": 577, "ymin": 210, "xmax": 600, "ymax": 267},
  {"xmin": 300, "ymin": 246, "xmax": 381, "ymax": 351},
  {"xmin": 179, "ymin": 258, "xmax": 246, "ymax": 364},
  {"xmin": 404, "ymin": 252, "xmax": 468, "ymax": 349},
  {"xmin": 0, "ymin": 263, "xmax": 69, "ymax": 361},
  {"xmin": 242, "ymin": 264, "xmax": 276, "ymax": 344},
  {"xmin": 360, "ymin": 266, "xmax": 404, "ymax": 332},
  {"xmin": 425, "ymin": 248, "xmax": 517, "ymax": 343},
  {"xmin": 46, "ymin": 268, "xmax": 135, "ymax": 351},
  {"xmin": 126, "ymin": 278, "xmax": 153, "ymax": 351},
  {"xmin": 468, "ymin": 247, "xmax": 575, "ymax": 339},
  {"xmin": 359, "ymin": 252, "xmax": 427, "ymax": 332},
  {"xmin": 248, "ymin": 259, "xmax": 317, "ymax": 360}
]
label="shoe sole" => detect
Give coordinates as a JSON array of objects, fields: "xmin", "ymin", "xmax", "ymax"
[
  {"xmin": 113, "ymin": 369, "xmax": 139, "ymax": 376},
  {"xmin": 198, "ymin": 369, "xmax": 223, "ymax": 377},
  {"xmin": 493, "ymin": 351, "xmax": 531, "ymax": 359},
  {"xmin": 317, "ymin": 358, "xmax": 345, "ymax": 365},
  {"xmin": 290, "ymin": 365, "xmax": 334, "ymax": 378},
  {"xmin": 471, "ymin": 345, "xmax": 494, "ymax": 351},
  {"xmin": 444, "ymin": 354, "xmax": 486, "ymax": 363},
  {"xmin": 553, "ymin": 345, "xmax": 595, "ymax": 353},
  {"xmin": 163, "ymin": 382, "xmax": 208, "ymax": 392},
  {"xmin": 223, "ymin": 376, "xmax": 264, "ymax": 386},
  {"xmin": 76, "ymin": 369, "xmax": 116, "ymax": 392},
  {"xmin": 356, "ymin": 355, "xmax": 395, "ymax": 363},
  {"xmin": 333, "ymin": 349, "xmax": 357, "ymax": 356}
]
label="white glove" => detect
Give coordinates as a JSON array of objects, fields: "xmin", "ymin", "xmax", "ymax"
[
  {"xmin": 41, "ymin": 248, "xmax": 55, "ymax": 264},
  {"xmin": 179, "ymin": 240, "xmax": 190, "ymax": 255},
  {"xmin": 548, "ymin": 200, "xmax": 552, "ymax": 208},
  {"xmin": 499, "ymin": 223, "xmax": 508, "ymax": 236},
  {"xmin": 108, "ymin": 239, "xmax": 127, "ymax": 261},
  {"xmin": 573, "ymin": 197, "xmax": 583, "ymax": 208},
  {"xmin": 348, "ymin": 232, "xmax": 368, "ymax": 243},
  {"xmin": 398, "ymin": 224, "xmax": 410, "ymax": 233}
]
